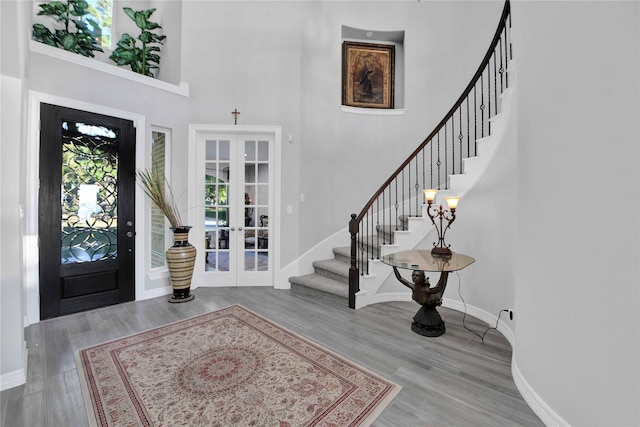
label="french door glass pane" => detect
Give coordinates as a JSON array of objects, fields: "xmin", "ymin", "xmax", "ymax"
[
  {"xmin": 243, "ymin": 139, "xmax": 269, "ymax": 272},
  {"xmin": 204, "ymin": 139, "xmax": 230, "ymax": 272},
  {"xmin": 60, "ymin": 121, "xmax": 118, "ymax": 264}
]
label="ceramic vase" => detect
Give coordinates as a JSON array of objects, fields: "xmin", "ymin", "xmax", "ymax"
[{"xmin": 166, "ymin": 226, "xmax": 196, "ymax": 303}]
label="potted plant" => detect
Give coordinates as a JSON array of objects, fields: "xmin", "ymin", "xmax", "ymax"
[
  {"xmin": 109, "ymin": 7, "xmax": 166, "ymax": 78},
  {"xmin": 137, "ymin": 167, "xmax": 196, "ymax": 303},
  {"xmin": 31, "ymin": 0, "xmax": 104, "ymax": 57}
]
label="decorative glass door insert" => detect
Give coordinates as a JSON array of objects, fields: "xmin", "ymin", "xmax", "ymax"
[{"xmin": 61, "ymin": 122, "xmax": 118, "ymax": 263}]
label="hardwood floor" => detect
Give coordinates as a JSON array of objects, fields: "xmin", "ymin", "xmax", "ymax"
[{"xmin": 1, "ymin": 287, "xmax": 543, "ymax": 426}]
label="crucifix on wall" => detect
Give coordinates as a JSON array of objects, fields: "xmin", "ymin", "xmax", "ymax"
[{"xmin": 231, "ymin": 108, "xmax": 240, "ymax": 125}]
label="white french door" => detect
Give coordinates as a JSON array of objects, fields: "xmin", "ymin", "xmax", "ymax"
[{"xmin": 192, "ymin": 130, "xmax": 274, "ymax": 287}]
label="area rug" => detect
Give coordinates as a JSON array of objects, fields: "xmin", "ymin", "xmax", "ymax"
[{"xmin": 76, "ymin": 304, "xmax": 401, "ymax": 426}]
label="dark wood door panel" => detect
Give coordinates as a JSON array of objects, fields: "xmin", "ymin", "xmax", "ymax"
[{"xmin": 39, "ymin": 104, "xmax": 136, "ymax": 320}]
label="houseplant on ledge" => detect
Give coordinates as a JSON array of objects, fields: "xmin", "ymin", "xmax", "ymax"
[
  {"xmin": 109, "ymin": 7, "xmax": 166, "ymax": 78},
  {"xmin": 31, "ymin": 0, "xmax": 104, "ymax": 57},
  {"xmin": 138, "ymin": 167, "xmax": 196, "ymax": 303}
]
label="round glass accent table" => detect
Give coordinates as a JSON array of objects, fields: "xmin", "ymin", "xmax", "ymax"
[{"xmin": 381, "ymin": 250, "xmax": 475, "ymax": 337}]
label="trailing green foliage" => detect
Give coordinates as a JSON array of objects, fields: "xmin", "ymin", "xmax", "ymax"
[
  {"xmin": 32, "ymin": 0, "xmax": 104, "ymax": 57},
  {"xmin": 109, "ymin": 8, "xmax": 166, "ymax": 78}
]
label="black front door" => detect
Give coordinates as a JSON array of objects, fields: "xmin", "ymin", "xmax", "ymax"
[{"xmin": 39, "ymin": 104, "xmax": 136, "ymax": 320}]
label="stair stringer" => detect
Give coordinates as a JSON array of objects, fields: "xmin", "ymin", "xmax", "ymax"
[{"xmin": 355, "ymin": 85, "xmax": 514, "ymax": 309}]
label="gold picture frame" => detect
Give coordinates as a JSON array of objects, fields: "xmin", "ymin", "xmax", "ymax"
[{"xmin": 342, "ymin": 41, "xmax": 395, "ymax": 109}]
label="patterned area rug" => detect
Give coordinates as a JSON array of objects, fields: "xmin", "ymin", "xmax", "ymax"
[{"xmin": 76, "ymin": 305, "xmax": 401, "ymax": 426}]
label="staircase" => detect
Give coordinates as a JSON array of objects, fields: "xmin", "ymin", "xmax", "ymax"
[
  {"xmin": 289, "ymin": 0, "xmax": 513, "ymax": 308},
  {"xmin": 289, "ymin": 246, "xmax": 351, "ymax": 306},
  {"xmin": 289, "ymin": 217, "xmax": 408, "ymax": 306},
  {"xmin": 288, "ymin": 85, "xmax": 514, "ymax": 307}
]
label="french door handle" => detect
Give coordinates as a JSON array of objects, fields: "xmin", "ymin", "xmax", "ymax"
[
  {"xmin": 230, "ymin": 227, "xmax": 236, "ymax": 231},
  {"xmin": 238, "ymin": 227, "xmax": 244, "ymax": 231}
]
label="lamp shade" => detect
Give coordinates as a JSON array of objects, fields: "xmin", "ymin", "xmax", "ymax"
[
  {"xmin": 423, "ymin": 189, "xmax": 438, "ymax": 202},
  {"xmin": 445, "ymin": 197, "xmax": 460, "ymax": 209}
]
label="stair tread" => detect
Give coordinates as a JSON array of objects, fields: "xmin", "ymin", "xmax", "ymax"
[
  {"xmin": 289, "ymin": 273, "xmax": 348, "ymax": 298},
  {"xmin": 333, "ymin": 246, "xmax": 351, "ymax": 256}
]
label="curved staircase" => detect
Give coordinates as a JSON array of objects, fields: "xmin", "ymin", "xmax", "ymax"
[
  {"xmin": 289, "ymin": 0, "xmax": 514, "ymax": 309},
  {"xmin": 290, "ymin": 85, "xmax": 514, "ymax": 307}
]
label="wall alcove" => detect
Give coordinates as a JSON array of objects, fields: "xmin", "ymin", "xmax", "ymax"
[{"xmin": 341, "ymin": 25, "xmax": 405, "ymax": 115}]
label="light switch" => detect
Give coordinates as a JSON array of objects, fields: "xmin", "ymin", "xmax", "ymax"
[{"xmin": 287, "ymin": 205, "xmax": 293, "ymax": 214}]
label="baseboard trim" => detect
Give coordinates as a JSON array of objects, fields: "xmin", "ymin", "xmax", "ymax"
[
  {"xmin": 442, "ymin": 298, "xmax": 564, "ymax": 426},
  {"xmin": 512, "ymin": 358, "xmax": 570, "ymax": 427},
  {"xmin": 442, "ymin": 298, "xmax": 515, "ymax": 346},
  {"xmin": 355, "ymin": 291, "xmax": 411, "ymax": 309},
  {"xmin": 140, "ymin": 286, "xmax": 172, "ymax": 300},
  {"xmin": 0, "ymin": 368, "xmax": 26, "ymax": 392}
]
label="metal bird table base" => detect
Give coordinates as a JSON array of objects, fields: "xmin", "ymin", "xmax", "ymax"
[{"xmin": 381, "ymin": 250, "xmax": 475, "ymax": 337}]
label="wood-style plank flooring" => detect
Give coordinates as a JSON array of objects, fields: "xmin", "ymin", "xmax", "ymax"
[{"xmin": 1, "ymin": 287, "xmax": 543, "ymax": 426}]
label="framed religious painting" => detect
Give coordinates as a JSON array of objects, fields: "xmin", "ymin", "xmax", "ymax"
[{"xmin": 342, "ymin": 41, "xmax": 395, "ymax": 109}]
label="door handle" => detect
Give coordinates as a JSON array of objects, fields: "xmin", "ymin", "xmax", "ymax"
[
  {"xmin": 126, "ymin": 231, "xmax": 134, "ymax": 238},
  {"xmin": 238, "ymin": 227, "xmax": 244, "ymax": 231},
  {"xmin": 230, "ymin": 227, "xmax": 236, "ymax": 231}
]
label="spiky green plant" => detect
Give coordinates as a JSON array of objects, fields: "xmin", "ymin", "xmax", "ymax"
[
  {"xmin": 32, "ymin": 0, "xmax": 104, "ymax": 57},
  {"xmin": 109, "ymin": 8, "xmax": 166, "ymax": 78},
  {"xmin": 137, "ymin": 167, "xmax": 182, "ymax": 229}
]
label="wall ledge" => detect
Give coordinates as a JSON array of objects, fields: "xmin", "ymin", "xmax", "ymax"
[
  {"xmin": 30, "ymin": 40, "xmax": 189, "ymax": 97},
  {"xmin": 341, "ymin": 105, "xmax": 406, "ymax": 116}
]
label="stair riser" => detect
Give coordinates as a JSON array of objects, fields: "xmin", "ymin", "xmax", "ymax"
[
  {"xmin": 358, "ymin": 234, "xmax": 386, "ymax": 245},
  {"xmin": 373, "ymin": 231, "xmax": 394, "ymax": 243},
  {"xmin": 334, "ymin": 253, "xmax": 351, "ymax": 264},
  {"xmin": 357, "ymin": 243, "xmax": 381, "ymax": 258},
  {"xmin": 313, "ymin": 267, "xmax": 348, "ymax": 284},
  {"xmin": 290, "ymin": 284, "xmax": 349, "ymax": 307}
]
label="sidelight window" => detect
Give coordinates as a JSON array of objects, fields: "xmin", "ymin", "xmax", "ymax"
[{"xmin": 150, "ymin": 129, "xmax": 169, "ymax": 269}]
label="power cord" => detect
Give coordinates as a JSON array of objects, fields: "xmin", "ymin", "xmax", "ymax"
[{"xmin": 455, "ymin": 271, "xmax": 508, "ymax": 343}]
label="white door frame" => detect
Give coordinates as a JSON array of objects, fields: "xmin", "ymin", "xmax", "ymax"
[{"xmin": 188, "ymin": 124, "xmax": 282, "ymax": 288}]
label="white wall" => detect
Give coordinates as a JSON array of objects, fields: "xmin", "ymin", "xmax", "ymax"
[
  {"xmin": 0, "ymin": 75, "xmax": 27, "ymax": 390},
  {"xmin": 149, "ymin": 0, "xmax": 182, "ymax": 85},
  {"xmin": 512, "ymin": 2, "xmax": 639, "ymax": 425},
  {"xmin": 442, "ymin": 86, "xmax": 519, "ymax": 338},
  {"xmin": 0, "ymin": 0, "xmax": 29, "ymax": 392},
  {"xmin": 179, "ymin": 1, "xmax": 505, "ymax": 266},
  {"xmin": 180, "ymin": 1, "xmax": 306, "ymax": 267}
]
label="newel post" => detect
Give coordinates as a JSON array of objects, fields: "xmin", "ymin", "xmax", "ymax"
[{"xmin": 348, "ymin": 214, "xmax": 359, "ymax": 309}]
